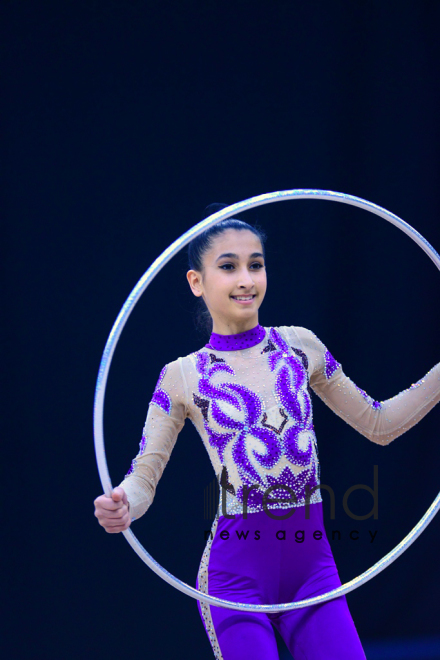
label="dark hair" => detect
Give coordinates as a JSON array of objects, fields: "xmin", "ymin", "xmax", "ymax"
[{"xmin": 188, "ymin": 203, "xmax": 267, "ymax": 336}]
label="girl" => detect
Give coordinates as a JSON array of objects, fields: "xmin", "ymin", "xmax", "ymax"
[{"xmin": 94, "ymin": 210, "xmax": 440, "ymax": 659}]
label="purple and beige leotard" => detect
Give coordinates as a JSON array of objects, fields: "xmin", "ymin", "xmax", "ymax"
[
  {"xmin": 120, "ymin": 324, "xmax": 440, "ymax": 522},
  {"xmin": 119, "ymin": 324, "xmax": 440, "ymax": 660}
]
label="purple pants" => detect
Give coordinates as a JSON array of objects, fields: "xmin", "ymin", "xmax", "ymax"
[{"xmin": 195, "ymin": 502, "xmax": 366, "ymax": 659}]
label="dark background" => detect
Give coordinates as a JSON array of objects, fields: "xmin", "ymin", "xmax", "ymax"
[{"xmin": 3, "ymin": 1, "xmax": 440, "ymax": 658}]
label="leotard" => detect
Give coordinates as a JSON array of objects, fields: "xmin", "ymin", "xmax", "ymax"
[{"xmin": 119, "ymin": 325, "xmax": 440, "ymax": 659}]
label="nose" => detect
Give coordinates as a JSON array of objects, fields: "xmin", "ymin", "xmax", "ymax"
[{"xmin": 237, "ymin": 266, "xmax": 255, "ymax": 289}]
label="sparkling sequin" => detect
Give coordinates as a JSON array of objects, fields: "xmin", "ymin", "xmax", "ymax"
[
  {"xmin": 122, "ymin": 324, "xmax": 440, "ymax": 524},
  {"xmin": 261, "ymin": 408, "xmax": 288, "ymax": 435},
  {"xmin": 324, "ymin": 349, "xmax": 341, "ymax": 380},
  {"xmin": 193, "ymin": 326, "xmax": 321, "ymax": 516},
  {"xmin": 261, "ymin": 339, "xmax": 277, "ymax": 354},
  {"xmin": 196, "ymin": 515, "xmax": 224, "ymax": 659},
  {"xmin": 193, "ymin": 393, "xmax": 209, "ymax": 421},
  {"xmin": 220, "ymin": 465, "xmax": 235, "ymax": 495},
  {"xmin": 410, "ymin": 377, "xmax": 425, "ymax": 390},
  {"xmin": 151, "ymin": 365, "xmax": 172, "ymax": 414},
  {"xmin": 207, "ymin": 324, "xmax": 266, "ymax": 351},
  {"xmin": 124, "ymin": 458, "xmax": 137, "ymax": 478},
  {"xmin": 355, "ymin": 384, "xmax": 383, "ymax": 410}
]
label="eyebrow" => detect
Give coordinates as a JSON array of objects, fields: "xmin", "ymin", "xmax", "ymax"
[{"xmin": 215, "ymin": 252, "xmax": 264, "ymax": 262}]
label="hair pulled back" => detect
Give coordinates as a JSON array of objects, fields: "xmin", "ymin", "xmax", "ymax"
[{"xmin": 188, "ymin": 203, "xmax": 267, "ymax": 336}]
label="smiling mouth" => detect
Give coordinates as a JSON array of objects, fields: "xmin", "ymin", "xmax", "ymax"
[{"xmin": 231, "ymin": 295, "xmax": 256, "ymax": 301}]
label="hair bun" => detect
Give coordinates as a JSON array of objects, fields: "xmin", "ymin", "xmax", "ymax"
[{"xmin": 201, "ymin": 203, "xmax": 229, "ymax": 220}]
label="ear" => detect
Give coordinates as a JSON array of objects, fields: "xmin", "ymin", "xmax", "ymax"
[{"xmin": 186, "ymin": 269, "xmax": 204, "ymax": 297}]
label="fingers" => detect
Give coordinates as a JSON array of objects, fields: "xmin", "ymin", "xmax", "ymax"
[
  {"xmin": 94, "ymin": 495, "xmax": 124, "ymax": 511},
  {"xmin": 94, "ymin": 491, "xmax": 131, "ymax": 533},
  {"xmin": 95, "ymin": 506, "xmax": 127, "ymax": 520},
  {"xmin": 101, "ymin": 515, "xmax": 130, "ymax": 528},
  {"xmin": 104, "ymin": 520, "xmax": 131, "ymax": 533},
  {"xmin": 111, "ymin": 487, "xmax": 127, "ymax": 505},
  {"xmin": 99, "ymin": 511, "xmax": 131, "ymax": 533},
  {"xmin": 95, "ymin": 508, "xmax": 131, "ymax": 532}
]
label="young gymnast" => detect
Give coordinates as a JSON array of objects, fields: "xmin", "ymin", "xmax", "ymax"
[{"xmin": 94, "ymin": 211, "xmax": 440, "ymax": 659}]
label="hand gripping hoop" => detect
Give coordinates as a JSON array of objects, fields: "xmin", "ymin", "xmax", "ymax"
[{"xmin": 94, "ymin": 189, "xmax": 440, "ymax": 612}]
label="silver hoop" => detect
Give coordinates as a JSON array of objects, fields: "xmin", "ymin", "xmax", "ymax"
[{"xmin": 94, "ymin": 189, "xmax": 440, "ymax": 612}]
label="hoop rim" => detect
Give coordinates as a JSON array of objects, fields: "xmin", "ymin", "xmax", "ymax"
[{"xmin": 94, "ymin": 189, "xmax": 440, "ymax": 613}]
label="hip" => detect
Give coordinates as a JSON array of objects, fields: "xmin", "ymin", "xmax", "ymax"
[{"xmin": 200, "ymin": 502, "xmax": 341, "ymax": 603}]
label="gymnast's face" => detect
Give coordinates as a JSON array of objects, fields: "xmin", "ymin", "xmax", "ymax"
[{"xmin": 186, "ymin": 229, "xmax": 267, "ymax": 335}]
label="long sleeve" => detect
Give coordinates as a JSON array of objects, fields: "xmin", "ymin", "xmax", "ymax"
[
  {"xmin": 294, "ymin": 326, "xmax": 440, "ymax": 445},
  {"xmin": 118, "ymin": 358, "xmax": 188, "ymax": 520}
]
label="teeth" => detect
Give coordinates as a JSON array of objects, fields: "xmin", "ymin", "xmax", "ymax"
[{"xmin": 233, "ymin": 296, "xmax": 254, "ymax": 300}]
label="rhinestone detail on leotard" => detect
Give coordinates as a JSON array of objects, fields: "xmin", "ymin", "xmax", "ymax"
[
  {"xmin": 196, "ymin": 515, "xmax": 224, "ymax": 660},
  {"xmin": 194, "ymin": 326, "xmax": 322, "ymax": 516},
  {"xmin": 206, "ymin": 324, "xmax": 266, "ymax": 351}
]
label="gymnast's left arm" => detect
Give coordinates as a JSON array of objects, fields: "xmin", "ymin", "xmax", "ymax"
[{"xmin": 294, "ymin": 326, "xmax": 440, "ymax": 446}]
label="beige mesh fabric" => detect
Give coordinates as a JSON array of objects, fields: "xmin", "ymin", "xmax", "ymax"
[
  {"xmin": 118, "ymin": 359, "xmax": 187, "ymax": 521},
  {"xmin": 295, "ymin": 326, "xmax": 440, "ymax": 443},
  {"xmin": 119, "ymin": 326, "xmax": 440, "ymax": 521}
]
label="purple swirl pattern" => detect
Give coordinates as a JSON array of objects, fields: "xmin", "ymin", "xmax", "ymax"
[
  {"xmin": 195, "ymin": 351, "xmax": 278, "ymax": 480},
  {"xmin": 355, "ymin": 384, "xmax": 383, "ymax": 410},
  {"xmin": 194, "ymin": 328, "xmax": 320, "ymax": 508},
  {"xmin": 268, "ymin": 328, "xmax": 315, "ymax": 469},
  {"xmin": 324, "ymin": 349, "xmax": 341, "ymax": 379},
  {"xmin": 151, "ymin": 365, "xmax": 172, "ymax": 415},
  {"xmin": 125, "ymin": 367, "xmax": 171, "ymax": 477},
  {"xmin": 125, "ymin": 365, "xmax": 171, "ymax": 477},
  {"xmin": 124, "ymin": 432, "xmax": 147, "ymax": 478}
]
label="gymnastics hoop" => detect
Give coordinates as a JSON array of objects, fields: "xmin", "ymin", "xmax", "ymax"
[{"xmin": 94, "ymin": 189, "xmax": 440, "ymax": 613}]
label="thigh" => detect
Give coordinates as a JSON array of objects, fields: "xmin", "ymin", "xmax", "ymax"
[
  {"xmin": 275, "ymin": 596, "xmax": 366, "ymax": 660},
  {"xmin": 195, "ymin": 574, "xmax": 279, "ymax": 660},
  {"xmin": 274, "ymin": 504, "xmax": 366, "ymax": 659}
]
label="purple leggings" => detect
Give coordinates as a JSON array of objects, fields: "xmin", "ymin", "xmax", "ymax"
[{"xmin": 195, "ymin": 502, "xmax": 366, "ymax": 659}]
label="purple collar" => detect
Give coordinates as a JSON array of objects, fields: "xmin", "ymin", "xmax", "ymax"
[{"xmin": 206, "ymin": 325, "xmax": 266, "ymax": 351}]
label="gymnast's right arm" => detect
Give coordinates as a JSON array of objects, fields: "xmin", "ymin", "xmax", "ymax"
[{"xmin": 93, "ymin": 359, "xmax": 188, "ymax": 532}]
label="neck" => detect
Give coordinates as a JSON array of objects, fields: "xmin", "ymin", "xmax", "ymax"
[{"xmin": 211, "ymin": 316, "xmax": 260, "ymax": 336}]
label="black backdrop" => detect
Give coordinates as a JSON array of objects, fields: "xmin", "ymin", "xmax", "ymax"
[{"xmin": 3, "ymin": 2, "xmax": 440, "ymax": 659}]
